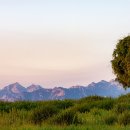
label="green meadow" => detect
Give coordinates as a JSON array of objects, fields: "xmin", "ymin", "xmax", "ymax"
[{"xmin": 1, "ymin": 94, "xmax": 130, "ymax": 130}]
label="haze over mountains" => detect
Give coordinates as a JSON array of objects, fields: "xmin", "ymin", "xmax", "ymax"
[{"xmin": 0, "ymin": 80, "xmax": 130, "ymax": 101}]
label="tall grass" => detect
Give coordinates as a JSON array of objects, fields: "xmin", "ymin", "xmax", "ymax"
[{"xmin": 1, "ymin": 94, "xmax": 130, "ymax": 130}]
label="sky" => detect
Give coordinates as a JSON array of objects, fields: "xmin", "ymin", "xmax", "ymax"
[{"xmin": 0, "ymin": 0, "xmax": 130, "ymax": 88}]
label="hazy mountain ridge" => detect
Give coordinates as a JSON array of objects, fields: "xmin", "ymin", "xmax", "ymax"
[{"xmin": 0, "ymin": 80, "xmax": 130, "ymax": 101}]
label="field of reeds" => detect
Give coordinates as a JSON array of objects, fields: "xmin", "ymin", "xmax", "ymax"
[{"xmin": 1, "ymin": 94, "xmax": 130, "ymax": 130}]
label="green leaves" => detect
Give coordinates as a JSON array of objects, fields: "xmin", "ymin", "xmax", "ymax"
[{"xmin": 111, "ymin": 36, "xmax": 130, "ymax": 88}]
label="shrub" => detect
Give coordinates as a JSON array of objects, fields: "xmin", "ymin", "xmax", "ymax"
[
  {"xmin": 13, "ymin": 101, "xmax": 37, "ymax": 111},
  {"xmin": 118, "ymin": 94, "xmax": 130, "ymax": 102},
  {"xmin": 75, "ymin": 103, "xmax": 92, "ymax": 113},
  {"xmin": 79, "ymin": 96, "xmax": 104, "ymax": 103},
  {"xmin": 75, "ymin": 98, "xmax": 114, "ymax": 113},
  {"xmin": 103, "ymin": 114, "xmax": 117, "ymax": 125},
  {"xmin": 51, "ymin": 109, "xmax": 81, "ymax": 125},
  {"xmin": 0, "ymin": 101, "xmax": 13, "ymax": 113},
  {"xmin": 114, "ymin": 103, "xmax": 130, "ymax": 114},
  {"xmin": 30, "ymin": 105, "xmax": 59, "ymax": 125},
  {"xmin": 90, "ymin": 108, "xmax": 101, "ymax": 116},
  {"xmin": 96, "ymin": 98, "xmax": 115, "ymax": 110},
  {"xmin": 118, "ymin": 111, "xmax": 130, "ymax": 126},
  {"xmin": 52, "ymin": 100, "xmax": 74, "ymax": 110}
]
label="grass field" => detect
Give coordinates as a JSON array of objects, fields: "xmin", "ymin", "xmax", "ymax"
[{"xmin": 1, "ymin": 94, "xmax": 130, "ymax": 130}]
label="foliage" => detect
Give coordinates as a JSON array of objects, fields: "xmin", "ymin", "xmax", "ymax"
[
  {"xmin": 103, "ymin": 112, "xmax": 117, "ymax": 125},
  {"xmin": 114, "ymin": 103, "xmax": 130, "ymax": 114},
  {"xmin": 111, "ymin": 35, "xmax": 130, "ymax": 88},
  {"xmin": 118, "ymin": 111, "xmax": 130, "ymax": 126},
  {"xmin": 78, "ymin": 95, "xmax": 104, "ymax": 103},
  {"xmin": 30, "ymin": 105, "xmax": 59, "ymax": 124},
  {"xmin": 50, "ymin": 109, "xmax": 81, "ymax": 125},
  {"xmin": 51, "ymin": 100, "xmax": 74, "ymax": 109},
  {"xmin": 90, "ymin": 108, "xmax": 102, "ymax": 116},
  {"xmin": 1, "ymin": 94, "xmax": 130, "ymax": 129},
  {"xmin": 74, "ymin": 98, "xmax": 114, "ymax": 113}
]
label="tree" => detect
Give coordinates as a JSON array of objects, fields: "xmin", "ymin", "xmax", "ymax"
[{"xmin": 111, "ymin": 35, "xmax": 130, "ymax": 88}]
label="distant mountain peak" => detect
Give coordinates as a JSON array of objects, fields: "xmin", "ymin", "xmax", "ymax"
[
  {"xmin": 4, "ymin": 82, "xmax": 26, "ymax": 94},
  {"xmin": 71, "ymin": 85, "xmax": 84, "ymax": 88},
  {"xmin": 10, "ymin": 82, "xmax": 21, "ymax": 86},
  {"xmin": 27, "ymin": 84, "xmax": 42, "ymax": 92},
  {"xmin": 87, "ymin": 82, "xmax": 96, "ymax": 87},
  {"xmin": 100, "ymin": 80, "xmax": 108, "ymax": 83},
  {"xmin": 52, "ymin": 87, "xmax": 65, "ymax": 97},
  {"xmin": 0, "ymin": 80, "xmax": 130, "ymax": 101}
]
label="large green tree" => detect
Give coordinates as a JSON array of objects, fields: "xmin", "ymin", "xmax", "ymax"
[{"xmin": 111, "ymin": 36, "xmax": 130, "ymax": 88}]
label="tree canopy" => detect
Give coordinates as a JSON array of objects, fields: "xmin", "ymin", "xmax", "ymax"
[{"xmin": 111, "ymin": 35, "xmax": 130, "ymax": 88}]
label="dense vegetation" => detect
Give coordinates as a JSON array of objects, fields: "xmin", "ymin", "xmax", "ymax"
[
  {"xmin": 111, "ymin": 35, "xmax": 130, "ymax": 88},
  {"xmin": 1, "ymin": 94, "xmax": 130, "ymax": 129}
]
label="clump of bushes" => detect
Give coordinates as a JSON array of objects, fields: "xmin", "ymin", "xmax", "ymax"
[
  {"xmin": 50, "ymin": 109, "xmax": 81, "ymax": 125},
  {"xmin": 103, "ymin": 113, "xmax": 117, "ymax": 125},
  {"xmin": 75, "ymin": 103, "xmax": 92, "ymax": 113},
  {"xmin": 13, "ymin": 101, "xmax": 38, "ymax": 111},
  {"xmin": 0, "ymin": 101, "xmax": 13, "ymax": 113},
  {"xmin": 114, "ymin": 103, "xmax": 130, "ymax": 114},
  {"xmin": 118, "ymin": 111, "xmax": 130, "ymax": 126},
  {"xmin": 96, "ymin": 98, "xmax": 115, "ymax": 110},
  {"xmin": 118, "ymin": 94, "xmax": 130, "ymax": 102},
  {"xmin": 30, "ymin": 105, "xmax": 59, "ymax": 125},
  {"xmin": 79, "ymin": 96, "xmax": 104, "ymax": 103},
  {"xmin": 52, "ymin": 100, "xmax": 74, "ymax": 110},
  {"xmin": 90, "ymin": 108, "xmax": 101, "ymax": 116},
  {"xmin": 74, "ymin": 98, "xmax": 114, "ymax": 113}
]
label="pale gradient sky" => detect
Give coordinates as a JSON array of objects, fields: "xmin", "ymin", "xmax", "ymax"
[{"xmin": 0, "ymin": 0, "xmax": 130, "ymax": 88}]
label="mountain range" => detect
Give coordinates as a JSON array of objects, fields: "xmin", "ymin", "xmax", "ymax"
[{"xmin": 0, "ymin": 80, "xmax": 130, "ymax": 101}]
